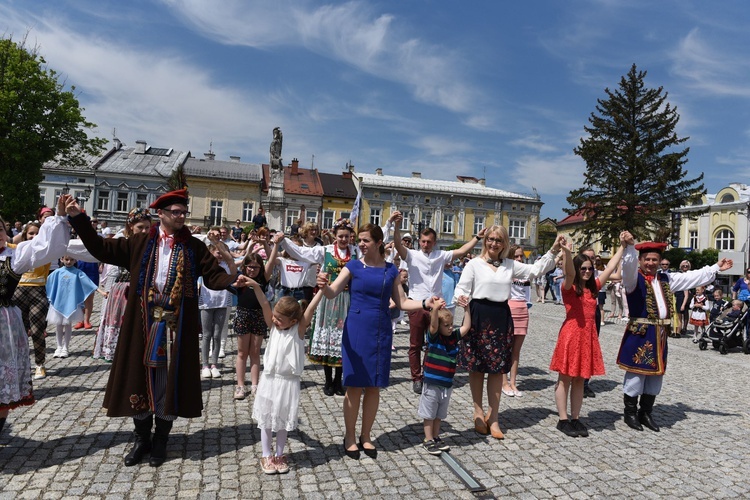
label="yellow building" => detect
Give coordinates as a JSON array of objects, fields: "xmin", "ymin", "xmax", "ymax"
[
  {"xmin": 318, "ymin": 170, "xmax": 358, "ymax": 229},
  {"xmin": 184, "ymin": 154, "xmax": 263, "ymax": 229}
]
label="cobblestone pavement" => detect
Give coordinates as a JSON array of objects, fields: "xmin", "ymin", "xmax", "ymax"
[{"xmin": 2, "ymin": 295, "xmax": 750, "ymax": 499}]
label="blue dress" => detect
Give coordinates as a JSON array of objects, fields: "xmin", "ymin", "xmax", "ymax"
[{"xmin": 341, "ymin": 260, "xmax": 399, "ymax": 387}]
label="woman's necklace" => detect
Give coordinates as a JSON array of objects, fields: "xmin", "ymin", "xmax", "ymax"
[
  {"xmin": 486, "ymin": 256, "xmax": 502, "ymax": 267},
  {"xmin": 333, "ymin": 244, "xmax": 350, "ymax": 262}
]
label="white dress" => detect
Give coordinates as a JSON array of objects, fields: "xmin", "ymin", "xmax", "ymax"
[{"xmin": 252, "ymin": 324, "xmax": 305, "ymax": 432}]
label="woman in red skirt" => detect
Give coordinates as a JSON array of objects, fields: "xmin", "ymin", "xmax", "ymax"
[{"xmin": 549, "ymin": 231, "xmax": 630, "ymax": 438}]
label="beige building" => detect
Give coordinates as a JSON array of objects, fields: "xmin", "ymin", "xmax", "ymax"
[
  {"xmin": 184, "ymin": 153, "xmax": 263, "ymax": 230},
  {"xmin": 354, "ymin": 168, "xmax": 543, "ymax": 252}
]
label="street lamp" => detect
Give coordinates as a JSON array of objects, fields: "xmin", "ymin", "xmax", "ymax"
[{"xmin": 77, "ymin": 185, "xmax": 92, "ymax": 204}]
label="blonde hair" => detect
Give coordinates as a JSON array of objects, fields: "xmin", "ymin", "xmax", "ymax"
[
  {"xmin": 274, "ymin": 296, "xmax": 307, "ymax": 321},
  {"xmin": 437, "ymin": 308, "xmax": 454, "ymax": 326},
  {"xmin": 480, "ymin": 225, "xmax": 510, "ymax": 260}
]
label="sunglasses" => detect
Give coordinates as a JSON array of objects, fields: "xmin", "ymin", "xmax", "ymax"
[{"xmin": 579, "ymin": 267, "xmax": 594, "ymax": 272}]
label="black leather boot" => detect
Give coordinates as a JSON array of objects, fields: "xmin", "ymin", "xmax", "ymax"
[
  {"xmin": 333, "ymin": 367, "xmax": 345, "ymax": 396},
  {"xmin": 149, "ymin": 417, "xmax": 173, "ymax": 467},
  {"xmin": 124, "ymin": 415, "xmax": 153, "ymax": 466},
  {"xmin": 638, "ymin": 394, "xmax": 660, "ymax": 432},
  {"xmin": 623, "ymin": 395, "xmax": 643, "ymax": 431},
  {"xmin": 323, "ymin": 366, "xmax": 334, "ymax": 396}
]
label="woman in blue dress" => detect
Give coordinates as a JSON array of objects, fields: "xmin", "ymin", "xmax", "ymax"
[{"xmin": 319, "ymin": 223, "xmax": 431, "ymax": 459}]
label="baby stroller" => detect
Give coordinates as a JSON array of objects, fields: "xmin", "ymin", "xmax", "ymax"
[{"xmin": 699, "ymin": 302, "xmax": 750, "ymax": 355}]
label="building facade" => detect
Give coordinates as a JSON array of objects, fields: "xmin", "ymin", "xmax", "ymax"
[
  {"xmin": 184, "ymin": 153, "xmax": 263, "ymax": 230},
  {"xmin": 262, "ymin": 159, "xmax": 324, "ymax": 232},
  {"xmin": 318, "ymin": 170, "xmax": 358, "ymax": 230},
  {"xmin": 41, "ymin": 139, "xmax": 188, "ymax": 228},
  {"xmin": 674, "ymin": 183, "xmax": 750, "ymax": 266},
  {"xmin": 355, "ymin": 169, "xmax": 543, "ymax": 251}
]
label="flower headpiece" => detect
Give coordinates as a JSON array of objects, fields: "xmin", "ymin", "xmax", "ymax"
[
  {"xmin": 333, "ymin": 218, "xmax": 354, "ymax": 232},
  {"xmin": 127, "ymin": 207, "xmax": 152, "ymax": 225}
]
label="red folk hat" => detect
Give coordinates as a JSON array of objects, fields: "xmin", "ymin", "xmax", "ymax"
[
  {"xmin": 635, "ymin": 241, "xmax": 668, "ymax": 255},
  {"xmin": 150, "ymin": 189, "xmax": 189, "ymax": 210}
]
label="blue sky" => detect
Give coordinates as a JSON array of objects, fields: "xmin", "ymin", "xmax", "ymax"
[{"xmin": 2, "ymin": 0, "xmax": 748, "ymax": 220}]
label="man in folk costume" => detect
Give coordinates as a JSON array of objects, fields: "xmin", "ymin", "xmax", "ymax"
[
  {"xmin": 618, "ymin": 237, "xmax": 732, "ymax": 432},
  {"xmin": 66, "ymin": 189, "xmax": 250, "ymax": 466}
]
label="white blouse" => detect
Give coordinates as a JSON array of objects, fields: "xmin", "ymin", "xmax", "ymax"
[{"xmin": 454, "ymin": 251, "xmax": 556, "ymax": 303}]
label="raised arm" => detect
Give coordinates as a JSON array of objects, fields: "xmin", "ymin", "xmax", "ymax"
[
  {"xmin": 391, "ymin": 276, "xmax": 433, "ymax": 311},
  {"xmin": 597, "ymin": 231, "xmax": 630, "ymax": 284},
  {"xmin": 452, "ymin": 228, "xmax": 486, "ymax": 260},
  {"xmin": 249, "ymin": 278, "xmax": 273, "ymax": 328},
  {"xmin": 457, "ymin": 295, "xmax": 471, "ymax": 336},
  {"xmin": 299, "ymin": 289, "xmax": 326, "ymax": 337},
  {"xmin": 560, "ymin": 243, "xmax": 575, "ymax": 291},
  {"xmin": 265, "ymin": 234, "xmax": 282, "ymax": 280},
  {"xmin": 278, "ymin": 237, "xmax": 325, "ymax": 264},
  {"xmin": 392, "ymin": 213, "xmax": 408, "ymax": 261},
  {"xmin": 216, "ymin": 241, "xmax": 238, "ymax": 275},
  {"xmin": 428, "ymin": 298, "xmax": 446, "ymax": 335}
]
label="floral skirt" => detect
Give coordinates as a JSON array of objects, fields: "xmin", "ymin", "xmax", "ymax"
[
  {"xmin": 308, "ymin": 292, "xmax": 349, "ymax": 367},
  {"xmin": 0, "ymin": 305, "xmax": 34, "ymax": 410},
  {"xmin": 458, "ymin": 298, "xmax": 514, "ymax": 374},
  {"xmin": 234, "ymin": 306, "xmax": 268, "ymax": 337}
]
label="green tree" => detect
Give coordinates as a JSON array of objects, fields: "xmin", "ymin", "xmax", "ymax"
[
  {"xmin": 567, "ymin": 64, "xmax": 704, "ymax": 246},
  {"xmin": 0, "ymin": 36, "xmax": 106, "ymax": 220}
]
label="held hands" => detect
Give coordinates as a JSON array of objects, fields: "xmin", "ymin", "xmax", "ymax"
[
  {"xmin": 389, "ymin": 211, "xmax": 401, "ymax": 224},
  {"xmin": 551, "ymin": 235, "xmax": 566, "ymax": 254},
  {"xmin": 233, "ymin": 275, "xmax": 255, "ymax": 288},
  {"xmin": 620, "ymin": 231, "xmax": 635, "ymax": 247},
  {"xmin": 433, "ymin": 298, "xmax": 447, "ymax": 310},
  {"xmin": 317, "ymin": 272, "xmax": 329, "ymax": 288},
  {"xmin": 476, "ymin": 227, "xmax": 488, "ymax": 239},
  {"xmin": 272, "ymin": 233, "xmax": 285, "ymax": 244},
  {"xmin": 456, "ymin": 295, "xmax": 470, "ymax": 309},
  {"xmin": 60, "ymin": 194, "xmax": 81, "ymax": 217}
]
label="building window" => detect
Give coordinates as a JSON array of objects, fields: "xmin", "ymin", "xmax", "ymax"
[
  {"xmin": 473, "ymin": 215, "xmax": 485, "ymax": 235},
  {"xmin": 421, "ymin": 211, "xmax": 433, "ymax": 229},
  {"xmin": 306, "ymin": 210, "xmax": 318, "ymax": 223},
  {"xmin": 442, "ymin": 213, "xmax": 454, "ymax": 234},
  {"xmin": 322, "ymin": 210, "xmax": 335, "ymax": 229},
  {"xmin": 509, "ymin": 220, "xmax": 526, "ymax": 240},
  {"xmin": 210, "ymin": 200, "xmax": 224, "ymax": 226},
  {"xmin": 286, "ymin": 209, "xmax": 300, "ymax": 230},
  {"xmin": 720, "ymin": 193, "xmax": 735, "ymax": 203},
  {"xmin": 715, "ymin": 229, "xmax": 734, "ymax": 250},
  {"xmin": 370, "ymin": 207, "xmax": 381, "ymax": 226},
  {"xmin": 400, "ymin": 214, "xmax": 409, "ymax": 231},
  {"xmin": 689, "ymin": 230, "xmax": 698, "ymax": 249},
  {"xmin": 340, "ymin": 211, "xmax": 351, "ymax": 220},
  {"xmin": 97, "ymin": 190, "xmax": 110, "ymax": 211},
  {"xmin": 135, "ymin": 193, "xmax": 148, "ymax": 209},
  {"xmin": 116, "ymin": 192, "xmax": 129, "ymax": 212},
  {"xmin": 242, "ymin": 202, "xmax": 254, "ymax": 222},
  {"xmin": 39, "ymin": 190, "xmax": 46, "ymax": 207}
]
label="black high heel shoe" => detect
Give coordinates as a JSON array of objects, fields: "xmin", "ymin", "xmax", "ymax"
[
  {"xmin": 343, "ymin": 439, "xmax": 360, "ymax": 460},
  {"xmin": 359, "ymin": 437, "xmax": 377, "ymax": 459}
]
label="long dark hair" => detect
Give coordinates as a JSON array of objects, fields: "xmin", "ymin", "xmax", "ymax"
[
  {"xmin": 573, "ymin": 254, "xmax": 598, "ymax": 297},
  {"xmin": 241, "ymin": 252, "xmax": 268, "ymax": 289}
]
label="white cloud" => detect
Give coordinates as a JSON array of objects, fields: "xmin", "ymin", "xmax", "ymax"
[
  {"xmin": 161, "ymin": 1, "xmax": 485, "ymax": 122},
  {"xmin": 671, "ymin": 28, "xmax": 750, "ymax": 97},
  {"xmin": 509, "ymin": 136, "xmax": 559, "ymax": 153},
  {"xmin": 414, "ymin": 136, "xmax": 471, "ymax": 157},
  {"xmin": 0, "ymin": 5, "xmax": 284, "ymax": 157},
  {"xmin": 512, "ymin": 153, "xmax": 586, "ymax": 196}
]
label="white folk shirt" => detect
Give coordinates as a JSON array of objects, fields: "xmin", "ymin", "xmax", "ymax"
[
  {"xmin": 454, "ymin": 251, "xmax": 556, "ymax": 303},
  {"xmin": 405, "ymin": 248, "xmax": 454, "ymax": 301},
  {"xmin": 621, "ymin": 245, "xmax": 719, "ymax": 319},
  {"xmin": 155, "ymin": 227, "xmax": 174, "ymax": 293}
]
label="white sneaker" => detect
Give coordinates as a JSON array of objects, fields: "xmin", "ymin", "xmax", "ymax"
[
  {"xmin": 53, "ymin": 348, "xmax": 62, "ymax": 358},
  {"xmin": 210, "ymin": 366, "xmax": 221, "ymax": 378},
  {"xmin": 218, "ymin": 348, "xmax": 226, "ymax": 359},
  {"xmin": 59, "ymin": 348, "xmax": 69, "ymax": 358},
  {"xmin": 201, "ymin": 367, "xmax": 211, "ymax": 379}
]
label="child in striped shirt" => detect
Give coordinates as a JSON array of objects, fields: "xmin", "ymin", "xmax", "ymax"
[{"xmin": 418, "ymin": 296, "xmax": 471, "ymax": 455}]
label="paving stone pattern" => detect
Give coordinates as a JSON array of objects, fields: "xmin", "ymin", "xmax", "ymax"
[{"xmin": 2, "ymin": 295, "xmax": 750, "ymax": 499}]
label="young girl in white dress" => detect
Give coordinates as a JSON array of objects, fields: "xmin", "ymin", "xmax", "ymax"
[{"xmin": 249, "ymin": 280, "xmax": 324, "ymax": 474}]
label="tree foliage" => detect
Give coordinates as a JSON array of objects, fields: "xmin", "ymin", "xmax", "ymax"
[
  {"xmin": 567, "ymin": 64, "xmax": 704, "ymax": 246},
  {"xmin": 663, "ymin": 247, "xmax": 718, "ymax": 271},
  {"xmin": 0, "ymin": 36, "xmax": 106, "ymax": 220}
]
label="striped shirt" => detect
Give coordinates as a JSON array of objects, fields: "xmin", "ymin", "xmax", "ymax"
[{"xmin": 423, "ymin": 329, "xmax": 461, "ymax": 388}]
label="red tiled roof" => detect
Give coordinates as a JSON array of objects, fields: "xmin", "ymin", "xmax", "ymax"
[{"xmin": 262, "ymin": 163, "xmax": 324, "ymax": 196}]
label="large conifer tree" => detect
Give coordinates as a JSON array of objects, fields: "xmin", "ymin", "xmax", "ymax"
[{"xmin": 567, "ymin": 64, "xmax": 704, "ymax": 245}]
